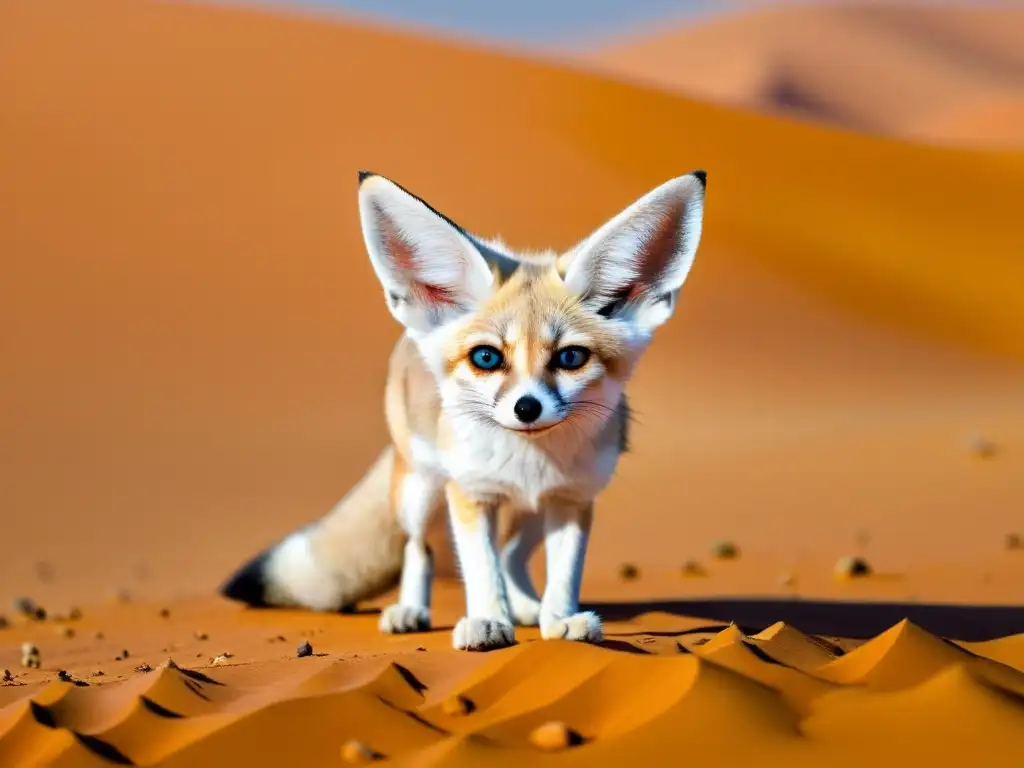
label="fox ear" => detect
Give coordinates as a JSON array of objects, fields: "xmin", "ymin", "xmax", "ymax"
[
  {"xmin": 357, "ymin": 172, "xmax": 495, "ymax": 332},
  {"xmin": 560, "ymin": 171, "xmax": 706, "ymax": 335}
]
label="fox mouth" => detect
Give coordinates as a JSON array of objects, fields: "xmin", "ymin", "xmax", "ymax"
[{"xmin": 512, "ymin": 423, "xmax": 559, "ymax": 436}]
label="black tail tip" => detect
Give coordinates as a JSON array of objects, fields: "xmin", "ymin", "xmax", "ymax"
[
  {"xmin": 692, "ymin": 169, "xmax": 707, "ymax": 187},
  {"xmin": 358, "ymin": 170, "xmax": 376, "ymax": 185},
  {"xmin": 219, "ymin": 549, "xmax": 272, "ymax": 607}
]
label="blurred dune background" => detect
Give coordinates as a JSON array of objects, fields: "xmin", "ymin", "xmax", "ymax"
[
  {"xmin": 2, "ymin": 0, "xmax": 1024, "ymax": 606},
  {"xmin": 576, "ymin": 3, "xmax": 1024, "ymax": 147},
  {"xmin": 4, "ymin": 1, "xmax": 1024, "ymax": 764}
]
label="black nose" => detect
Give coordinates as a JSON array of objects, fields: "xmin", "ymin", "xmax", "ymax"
[{"xmin": 513, "ymin": 395, "xmax": 543, "ymax": 424}]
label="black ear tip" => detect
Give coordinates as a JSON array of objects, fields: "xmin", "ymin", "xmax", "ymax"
[
  {"xmin": 219, "ymin": 549, "xmax": 272, "ymax": 607},
  {"xmin": 358, "ymin": 170, "xmax": 376, "ymax": 185},
  {"xmin": 691, "ymin": 169, "xmax": 707, "ymax": 187}
]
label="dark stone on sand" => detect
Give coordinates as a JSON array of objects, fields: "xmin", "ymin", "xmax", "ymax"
[{"xmin": 618, "ymin": 562, "xmax": 640, "ymax": 581}]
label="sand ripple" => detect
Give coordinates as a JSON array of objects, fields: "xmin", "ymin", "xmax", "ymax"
[{"xmin": 3, "ymin": 607, "xmax": 1023, "ymax": 766}]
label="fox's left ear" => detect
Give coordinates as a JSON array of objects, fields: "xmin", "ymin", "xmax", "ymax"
[
  {"xmin": 559, "ymin": 171, "xmax": 706, "ymax": 335},
  {"xmin": 357, "ymin": 172, "xmax": 495, "ymax": 333}
]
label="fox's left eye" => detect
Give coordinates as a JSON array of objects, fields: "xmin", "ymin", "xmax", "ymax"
[{"xmin": 553, "ymin": 346, "xmax": 591, "ymax": 371}]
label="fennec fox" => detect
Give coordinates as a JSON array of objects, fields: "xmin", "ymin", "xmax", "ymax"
[{"xmin": 221, "ymin": 170, "xmax": 707, "ymax": 650}]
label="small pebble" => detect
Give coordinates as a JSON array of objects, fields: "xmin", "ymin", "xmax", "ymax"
[
  {"xmin": 93, "ymin": 670, "xmax": 105, "ymax": 677},
  {"xmin": 711, "ymin": 541, "xmax": 739, "ymax": 560},
  {"xmin": 211, "ymin": 655, "xmax": 231, "ymax": 666},
  {"xmin": 114, "ymin": 649, "xmax": 130, "ymax": 661},
  {"xmin": 94, "ymin": 631, "xmax": 105, "ymax": 640},
  {"xmin": 779, "ymin": 572, "xmax": 797, "ymax": 588},
  {"xmin": 0, "ymin": 615, "xmax": 9, "ymax": 629},
  {"xmin": 415, "ymin": 646, "xmax": 426, "ymax": 652},
  {"xmin": 1006, "ymin": 533, "xmax": 1022, "ymax": 551},
  {"xmin": 58, "ymin": 626, "xmax": 75, "ymax": 639},
  {"xmin": 14, "ymin": 597, "xmax": 45, "ymax": 620},
  {"xmin": 681, "ymin": 559, "xmax": 706, "ymax": 577},
  {"xmin": 296, "ymin": 641, "xmax": 314, "ymax": 658},
  {"xmin": 159, "ymin": 608, "xmax": 171, "ymax": 619},
  {"xmin": 2, "ymin": 670, "xmax": 13, "ymax": 683},
  {"xmin": 529, "ymin": 721, "xmax": 582, "ymax": 751},
  {"xmin": 21, "ymin": 642, "xmax": 41, "ymax": 669},
  {"xmin": 194, "ymin": 631, "xmax": 209, "ymax": 641},
  {"xmin": 834, "ymin": 555, "xmax": 872, "ymax": 579},
  {"xmin": 68, "ymin": 607, "xmax": 82, "ymax": 621},
  {"xmin": 441, "ymin": 694, "xmax": 474, "ymax": 716},
  {"xmin": 617, "ymin": 562, "xmax": 639, "ymax": 581},
  {"xmin": 11, "ymin": 598, "xmax": 33, "ymax": 618},
  {"xmin": 340, "ymin": 739, "xmax": 380, "ymax": 763},
  {"xmin": 57, "ymin": 670, "xmax": 73, "ymax": 683},
  {"xmin": 134, "ymin": 664, "xmax": 152, "ymax": 673}
]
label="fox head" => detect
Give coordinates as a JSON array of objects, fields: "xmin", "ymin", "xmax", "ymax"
[{"xmin": 357, "ymin": 170, "xmax": 706, "ymax": 438}]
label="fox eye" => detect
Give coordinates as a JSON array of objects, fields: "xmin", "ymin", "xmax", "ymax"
[
  {"xmin": 554, "ymin": 346, "xmax": 591, "ymax": 371},
  {"xmin": 468, "ymin": 345, "xmax": 504, "ymax": 371}
]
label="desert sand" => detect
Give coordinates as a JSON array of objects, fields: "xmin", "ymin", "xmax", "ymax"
[
  {"xmin": 2, "ymin": 0, "xmax": 1024, "ymax": 764},
  {"xmin": 575, "ymin": 3, "xmax": 1024, "ymax": 148},
  {"xmin": 3, "ymin": 586, "xmax": 1024, "ymax": 765}
]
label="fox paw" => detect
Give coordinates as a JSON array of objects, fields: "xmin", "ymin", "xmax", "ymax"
[
  {"xmin": 541, "ymin": 611, "xmax": 603, "ymax": 643},
  {"xmin": 452, "ymin": 617, "xmax": 516, "ymax": 651},
  {"xmin": 379, "ymin": 604, "xmax": 431, "ymax": 634}
]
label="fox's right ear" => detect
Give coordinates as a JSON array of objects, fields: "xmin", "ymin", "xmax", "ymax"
[{"xmin": 357, "ymin": 172, "xmax": 495, "ymax": 333}]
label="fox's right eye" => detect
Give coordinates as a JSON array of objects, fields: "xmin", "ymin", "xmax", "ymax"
[{"xmin": 468, "ymin": 345, "xmax": 504, "ymax": 371}]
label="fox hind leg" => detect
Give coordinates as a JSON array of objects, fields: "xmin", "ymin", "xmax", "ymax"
[
  {"xmin": 501, "ymin": 512, "xmax": 543, "ymax": 627},
  {"xmin": 379, "ymin": 466, "xmax": 444, "ymax": 634}
]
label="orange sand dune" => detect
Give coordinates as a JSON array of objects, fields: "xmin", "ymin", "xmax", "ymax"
[
  {"xmin": 2, "ymin": 0, "xmax": 1024, "ymax": 763},
  {"xmin": 2, "ymin": 0, "xmax": 1023, "ymax": 603},
  {"xmin": 576, "ymin": 4, "xmax": 1024, "ymax": 148},
  {"xmin": 2, "ymin": 587, "xmax": 1024, "ymax": 766}
]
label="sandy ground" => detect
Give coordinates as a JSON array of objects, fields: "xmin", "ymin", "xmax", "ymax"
[
  {"xmin": 2, "ymin": 0, "xmax": 1024, "ymax": 764},
  {"xmin": 575, "ymin": 4, "xmax": 1024, "ymax": 148},
  {"xmin": 3, "ymin": 585, "xmax": 1024, "ymax": 765}
]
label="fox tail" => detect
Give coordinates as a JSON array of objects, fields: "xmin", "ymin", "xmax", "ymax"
[{"xmin": 219, "ymin": 446, "xmax": 407, "ymax": 612}]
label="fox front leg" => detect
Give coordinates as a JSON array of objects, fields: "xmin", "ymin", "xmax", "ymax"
[
  {"xmin": 447, "ymin": 482, "xmax": 516, "ymax": 651},
  {"xmin": 539, "ymin": 503, "xmax": 603, "ymax": 643}
]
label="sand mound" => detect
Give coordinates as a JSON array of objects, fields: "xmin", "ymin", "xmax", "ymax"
[
  {"xmin": 1, "ymin": 587, "xmax": 1023, "ymax": 765},
  {"xmin": 577, "ymin": 4, "xmax": 1024, "ymax": 148},
  {"xmin": 803, "ymin": 663, "xmax": 1024, "ymax": 752}
]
